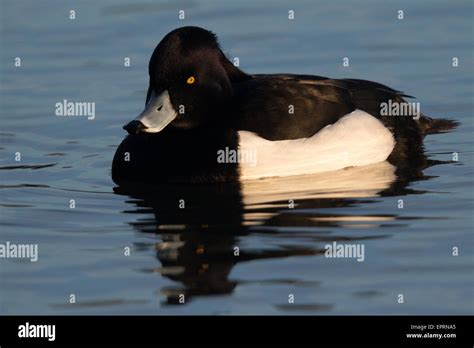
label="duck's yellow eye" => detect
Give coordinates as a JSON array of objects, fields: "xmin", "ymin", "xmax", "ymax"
[{"xmin": 186, "ymin": 76, "xmax": 196, "ymax": 85}]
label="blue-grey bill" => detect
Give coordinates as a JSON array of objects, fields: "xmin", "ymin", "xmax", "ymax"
[{"xmin": 134, "ymin": 90, "xmax": 177, "ymax": 133}]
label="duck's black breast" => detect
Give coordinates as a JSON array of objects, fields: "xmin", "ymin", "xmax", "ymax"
[{"xmin": 112, "ymin": 126, "xmax": 240, "ymax": 184}]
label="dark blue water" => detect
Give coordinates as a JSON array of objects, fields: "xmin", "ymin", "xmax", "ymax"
[{"xmin": 0, "ymin": 0, "xmax": 473, "ymax": 314}]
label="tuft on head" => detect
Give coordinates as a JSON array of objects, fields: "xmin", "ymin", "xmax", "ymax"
[
  {"xmin": 149, "ymin": 27, "xmax": 219, "ymax": 77},
  {"xmin": 148, "ymin": 26, "xmax": 250, "ymax": 86}
]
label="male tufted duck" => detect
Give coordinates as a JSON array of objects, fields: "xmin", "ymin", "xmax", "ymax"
[{"xmin": 112, "ymin": 26, "xmax": 455, "ymax": 184}]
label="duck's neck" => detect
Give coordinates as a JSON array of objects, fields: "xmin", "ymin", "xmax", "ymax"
[{"xmin": 218, "ymin": 48, "xmax": 252, "ymax": 83}]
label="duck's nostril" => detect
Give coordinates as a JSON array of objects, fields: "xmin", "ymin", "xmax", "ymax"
[
  {"xmin": 123, "ymin": 120, "xmax": 147, "ymax": 135},
  {"xmin": 157, "ymin": 105, "xmax": 163, "ymax": 111}
]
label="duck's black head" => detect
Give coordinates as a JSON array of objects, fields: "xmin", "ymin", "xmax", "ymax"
[{"xmin": 124, "ymin": 26, "xmax": 251, "ymax": 135}]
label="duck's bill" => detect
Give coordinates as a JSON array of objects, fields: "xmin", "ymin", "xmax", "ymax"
[{"xmin": 127, "ymin": 90, "xmax": 177, "ymax": 134}]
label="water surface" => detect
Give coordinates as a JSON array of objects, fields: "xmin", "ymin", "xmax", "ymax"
[{"xmin": 0, "ymin": 0, "xmax": 473, "ymax": 314}]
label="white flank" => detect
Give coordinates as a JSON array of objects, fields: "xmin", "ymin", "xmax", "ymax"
[{"xmin": 238, "ymin": 109, "xmax": 395, "ymax": 180}]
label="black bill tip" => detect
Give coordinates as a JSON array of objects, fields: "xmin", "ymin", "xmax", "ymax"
[{"xmin": 123, "ymin": 120, "xmax": 147, "ymax": 135}]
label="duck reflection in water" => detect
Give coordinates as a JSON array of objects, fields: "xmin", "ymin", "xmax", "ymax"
[{"xmin": 113, "ymin": 151, "xmax": 451, "ymax": 306}]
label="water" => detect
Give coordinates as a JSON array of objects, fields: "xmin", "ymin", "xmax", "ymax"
[{"xmin": 0, "ymin": 0, "xmax": 473, "ymax": 315}]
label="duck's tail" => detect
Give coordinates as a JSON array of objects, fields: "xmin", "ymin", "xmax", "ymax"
[{"xmin": 418, "ymin": 114, "xmax": 459, "ymax": 135}]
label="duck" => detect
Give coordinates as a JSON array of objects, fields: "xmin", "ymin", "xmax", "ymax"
[{"xmin": 112, "ymin": 26, "xmax": 455, "ymax": 185}]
